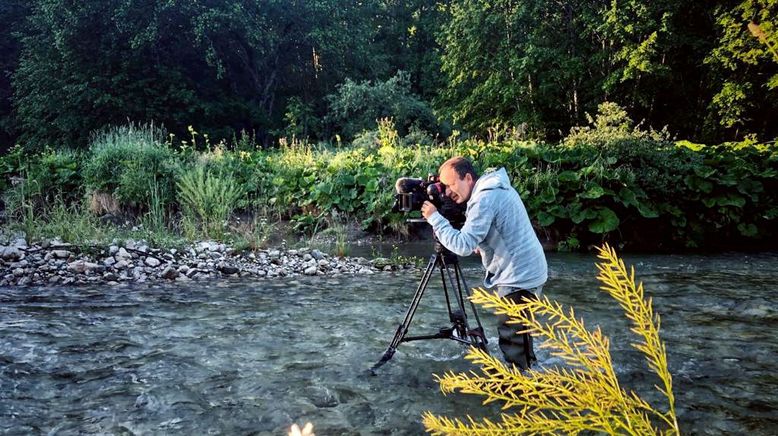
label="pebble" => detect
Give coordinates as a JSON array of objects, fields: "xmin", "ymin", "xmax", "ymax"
[{"xmin": 0, "ymin": 239, "xmax": 414, "ymax": 287}]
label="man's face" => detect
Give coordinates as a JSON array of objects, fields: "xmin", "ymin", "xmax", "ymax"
[{"xmin": 439, "ymin": 165, "xmax": 474, "ymax": 204}]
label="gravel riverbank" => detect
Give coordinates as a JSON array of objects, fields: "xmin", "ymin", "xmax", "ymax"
[{"xmin": 0, "ymin": 238, "xmax": 410, "ymax": 287}]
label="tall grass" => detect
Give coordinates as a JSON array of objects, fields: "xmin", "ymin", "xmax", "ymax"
[
  {"xmin": 177, "ymin": 165, "xmax": 245, "ymax": 240},
  {"xmin": 38, "ymin": 200, "xmax": 109, "ymax": 245},
  {"xmin": 3, "ymin": 174, "xmax": 40, "ymax": 243}
]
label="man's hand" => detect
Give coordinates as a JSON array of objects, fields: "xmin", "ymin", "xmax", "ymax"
[{"xmin": 421, "ymin": 201, "xmax": 437, "ymax": 220}]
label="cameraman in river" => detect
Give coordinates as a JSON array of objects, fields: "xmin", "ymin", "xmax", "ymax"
[{"xmin": 420, "ymin": 156, "xmax": 548, "ymax": 370}]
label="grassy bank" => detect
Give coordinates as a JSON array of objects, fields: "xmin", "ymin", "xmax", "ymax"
[{"xmin": 2, "ymin": 111, "xmax": 777, "ymax": 252}]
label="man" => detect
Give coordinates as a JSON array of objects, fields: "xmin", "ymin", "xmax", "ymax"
[{"xmin": 421, "ymin": 156, "xmax": 547, "ymax": 370}]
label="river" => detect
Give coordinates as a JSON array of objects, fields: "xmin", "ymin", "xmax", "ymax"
[{"xmin": 2, "ymin": 249, "xmax": 777, "ymax": 434}]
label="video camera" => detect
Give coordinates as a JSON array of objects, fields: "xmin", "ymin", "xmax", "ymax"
[
  {"xmin": 393, "ymin": 175, "xmax": 466, "ymax": 228},
  {"xmin": 394, "ymin": 175, "xmax": 446, "ymax": 212}
]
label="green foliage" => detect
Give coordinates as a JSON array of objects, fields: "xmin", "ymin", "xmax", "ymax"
[
  {"xmin": 83, "ymin": 124, "xmax": 180, "ymax": 210},
  {"xmin": 3, "ymin": 175, "xmax": 38, "ymax": 242},
  {"xmin": 281, "ymin": 97, "xmax": 321, "ymax": 140},
  {"xmin": 563, "ymin": 102, "xmax": 669, "ymax": 148},
  {"xmin": 3, "ymin": 0, "xmax": 777, "ymax": 149},
  {"xmin": 706, "ymin": 0, "xmax": 778, "ymax": 134},
  {"xmin": 3, "ymin": 196, "xmax": 109, "ymax": 246},
  {"xmin": 176, "ymin": 165, "xmax": 245, "ymax": 240},
  {"xmin": 600, "ymin": 1, "xmax": 677, "ymax": 106},
  {"xmin": 9, "ymin": 0, "xmax": 412, "ymax": 148},
  {"xmin": 12, "ymin": 147, "xmax": 82, "ymax": 202},
  {"xmin": 424, "ymin": 245, "xmax": 679, "ymax": 435},
  {"xmin": 436, "ymin": 0, "xmax": 606, "ymax": 137},
  {"xmin": 325, "ymin": 71, "xmax": 438, "ymax": 140},
  {"xmin": 230, "ymin": 215, "xmax": 276, "ymax": 252},
  {"xmin": 142, "ymin": 178, "xmax": 168, "ymax": 235},
  {"xmin": 1, "ymin": 147, "xmax": 83, "ymax": 236},
  {"xmin": 6, "ymin": 122, "xmax": 778, "ymax": 250},
  {"xmin": 0, "ymin": 1, "xmax": 29, "ymax": 148},
  {"xmin": 33, "ymin": 199, "xmax": 109, "ymax": 245}
]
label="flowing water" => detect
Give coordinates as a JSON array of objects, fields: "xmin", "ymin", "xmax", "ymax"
[{"xmin": 2, "ymin": 249, "xmax": 778, "ymax": 435}]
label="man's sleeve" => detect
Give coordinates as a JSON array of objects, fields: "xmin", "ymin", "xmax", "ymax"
[{"xmin": 429, "ymin": 193, "xmax": 495, "ymax": 256}]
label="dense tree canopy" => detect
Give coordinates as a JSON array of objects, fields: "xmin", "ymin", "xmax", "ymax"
[
  {"xmin": 0, "ymin": 0, "xmax": 775, "ymax": 150},
  {"xmin": 706, "ymin": 0, "xmax": 778, "ymax": 137}
]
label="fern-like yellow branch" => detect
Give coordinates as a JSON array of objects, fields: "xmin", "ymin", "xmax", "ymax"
[
  {"xmin": 596, "ymin": 244, "xmax": 679, "ymax": 433},
  {"xmin": 423, "ymin": 244, "xmax": 680, "ymax": 436}
]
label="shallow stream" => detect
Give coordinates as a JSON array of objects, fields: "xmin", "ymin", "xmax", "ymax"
[{"xmin": 2, "ymin": 249, "xmax": 777, "ymax": 434}]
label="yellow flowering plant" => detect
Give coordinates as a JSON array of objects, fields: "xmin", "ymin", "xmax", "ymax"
[{"xmin": 423, "ymin": 244, "xmax": 680, "ymax": 435}]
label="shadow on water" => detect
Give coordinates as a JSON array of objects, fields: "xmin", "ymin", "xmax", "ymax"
[{"xmin": 2, "ymin": 251, "xmax": 778, "ymax": 434}]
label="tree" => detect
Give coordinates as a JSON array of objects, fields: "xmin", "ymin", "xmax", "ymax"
[
  {"xmin": 599, "ymin": 0, "xmax": 720, "ymax": 140},
  {"xmin": 325, "ymin": 71, "xmax": 437, "ymax": 140},
  {"xmin": 11, "ymin": 0, "xmax": 393, "ymax": 148},
  {"xmin": 706, "ymin": 0, "xmax": 778, "ymax": 140},
  {"xmin": 14, "ymin": 0, "xmax": 233, "ymax": 148},
  {"xmin": 0, "ymin": 1, "xmax": 30, "ymax": 151},
  {"xmin": 435, "ymin": 0, "xmax": 609, "ymax": 139}
]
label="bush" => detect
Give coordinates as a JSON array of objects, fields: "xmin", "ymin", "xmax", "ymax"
[
  {"xmin": 325, "ymin": 71, "xmax": 438, "ymax": 140},
  {"xmin": 563, "ymin": 101, "xmax": 669, "ymax": 148},
  {"xmin": 2, "ymin": 147, "xmax": 83, "ymax": 230},
  {"xmin": 280, "ymin": 96, "xmax": 321, "ymax": 140},
  {"xmin": 83, "ymin": 123, "xmax": 181, "ymax": 211}
]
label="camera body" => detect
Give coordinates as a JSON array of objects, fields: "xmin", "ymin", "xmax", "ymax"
[
  {"xmin": 394, "ymin": 175, "xmax": 466, "ymax": 229},
  {"xmin": 394, "ymin": 175, "xmax": 446, "ymax": 212}
]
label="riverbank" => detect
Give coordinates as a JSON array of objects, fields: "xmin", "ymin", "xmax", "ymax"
[{"xmin": 0, "ymin": 237, "xmax": 415, "ymax": 287}]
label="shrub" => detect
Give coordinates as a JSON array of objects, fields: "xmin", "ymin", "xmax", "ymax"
[
  {"xmin": 281, "ymin": 96, "xmax": 321, "ymax": 140},
  {"xmin": 2, "ymin": 146, "xmax": 82, "ymax": 204},
  {"xmin": 325, "ymin": 71, "xmax": 438, "ymax": 140},
  {"xmin": 2, "ymin": 147, "xmax": 83, "ymax": 236},
  {"xmin": 83, "ymin": 123, "xmax": 181, "ymax": 211},
  {"xmin": 563, "ymin": 101, "xmax": 669, "ymax": 148}
]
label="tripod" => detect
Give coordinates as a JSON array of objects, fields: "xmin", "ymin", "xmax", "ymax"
[{"xmin": 369, "ymin": 239, "xmax": 488, "ymax": 374}]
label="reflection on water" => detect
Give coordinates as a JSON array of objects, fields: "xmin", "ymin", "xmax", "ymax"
[{"xmin": 2, "ymin": 251, "xmax": 778, "ymax": 435}]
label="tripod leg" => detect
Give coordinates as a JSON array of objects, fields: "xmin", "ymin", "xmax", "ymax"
[
  {"xmin": 369, "ymin": 253, "xmax": 438, "ymax": 374},
  {"xmin": 456, "ymin": 265, "xmax": 486, "ymax": 336},
  {"xmin": 440, "ymin": 259, "xmax": 489, "ymax": 352}
]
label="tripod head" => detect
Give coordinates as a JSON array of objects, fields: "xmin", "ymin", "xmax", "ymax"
[
  {"xmin": 433, "ymin": 234, "xmax": 458, "ymax": 264},
  {"xmin": 403, "ymin": 217, "xmax": 459, "ymax": 264}
]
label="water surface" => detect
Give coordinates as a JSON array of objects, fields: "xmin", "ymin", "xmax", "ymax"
[{"xmin": 2, "ymin": 251, "xmax": 777, "ymax": 434}]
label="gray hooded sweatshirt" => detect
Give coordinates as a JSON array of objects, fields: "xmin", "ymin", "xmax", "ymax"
[{"xmin": 427, "ymin": 168, "xmax": 547, "ymax": 295}]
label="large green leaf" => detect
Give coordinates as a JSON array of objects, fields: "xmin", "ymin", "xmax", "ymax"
[
  {"xmin": 536, "ymin": 211, "xmax": 556, "ymax": 226},
  {"xmin": 571, "ymin": 206, "xmax": 598, "ymax": 224},
  {"xmin": 580, "ymin": 182, "xmax": 605, "ymax": 199},
  {"xmin": 588, "ymin": 207, "xmax": 620, "ymax": 233},
  {"xmin": 364, "ymin": 179, "xmax": 379, "ymax": 192},
  {"xmin": 539, "ymin": 186, "xmax": 558, "ymax": 203},
  {"xmin": 557, "ymin": 170, "xmax": 580, "ymax": 182},
  {"xmin": 715, "ymin": 194, "xmax": 746, "ymax": 208},
  {"xmin": 684, "ymin": 175, "xmax": 713, "ymax": 193},
  {"xmin": 693, "ymin": 166, "xmax": 716, "ymax": 178},
  {"xmin": 637, "ymin": 202, "xmax": 659, "ymax": 218},
  {"xmin": 737, "ymin": 223, "xmax": 758, "ymax": 237},
  {"xmin": 737, "ymin": 179, "xmax": 763, "ymax": 197}
]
